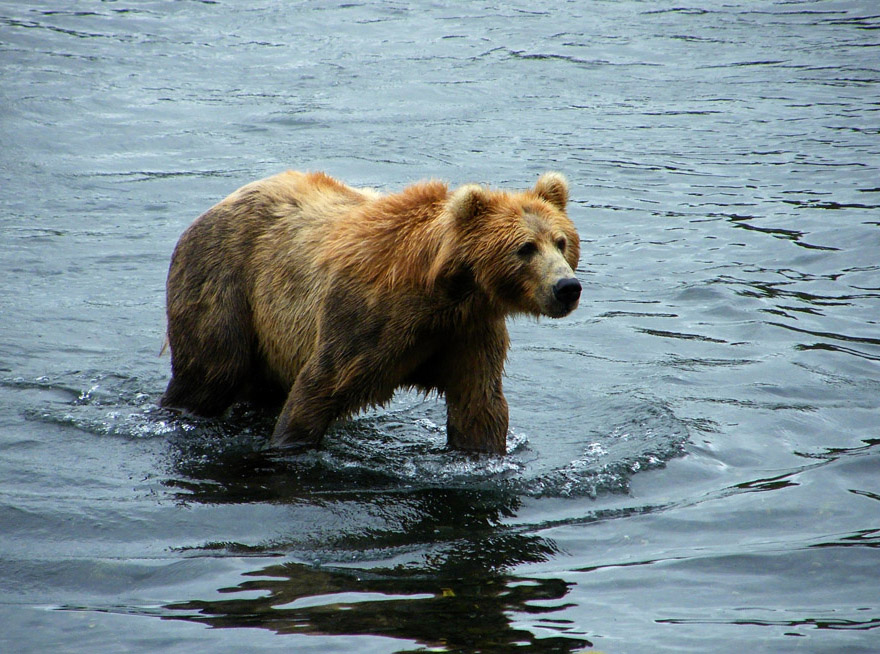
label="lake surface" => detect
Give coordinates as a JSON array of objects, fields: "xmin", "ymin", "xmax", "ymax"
[{"xmin": 1, "ymin": 1, "xmax": 878, "ymax": 652}]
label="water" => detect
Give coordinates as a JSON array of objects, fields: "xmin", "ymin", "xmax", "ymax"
[{"xmin": 1, "ymin": 1, "xmax": 878, "ymax": 652}]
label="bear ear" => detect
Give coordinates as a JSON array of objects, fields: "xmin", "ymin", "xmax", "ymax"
[
  {"xmin": 447, "ymin": 184, "xmax": 490, "ymax": 224},
  {"xmin": 534, "ymin": 172, "xmax": 568, "ymax": 211}
]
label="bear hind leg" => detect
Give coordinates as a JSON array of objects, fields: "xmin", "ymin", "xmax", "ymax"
[
  {"xmin": 161, "ymin": 289, "xmax": 257, "ymax": 418},
  {"xmin": 161, "ymin": 367, "xmax": 242, "ymax": 417}
]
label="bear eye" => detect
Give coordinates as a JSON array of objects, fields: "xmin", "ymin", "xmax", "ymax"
[
  {"xmin": 556, "ymin": 237, "xmax": 566, "ymax": 252},
  {"xmin": 517, "ymin": 241, "xmax": 538, "ymax": 258}
]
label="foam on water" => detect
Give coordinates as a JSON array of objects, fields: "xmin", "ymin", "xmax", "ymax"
[{"xmin": 10, "ymin": 372, "xmax": 688, "ymax": 501}]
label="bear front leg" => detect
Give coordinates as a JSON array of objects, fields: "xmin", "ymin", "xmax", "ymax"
[
  {"xmin": 271, "ymin": 294, "xmax": 394, "ymax": 449},
  {"xmin": 271, "ymin": 390, "xmax": 329, "ymax": 449},
  {"xmin": 442, "ymin": 323, "xmax": 511, "ymax": 455},
  {"xmin": 446, "ymin": 382, "xmax": 509, "ymax": 455},
  {"xmin": 270, "ymin": 356, "xmax": 340, "ymax": 448},
  {"xmin": 270, "ymin": 345, "xmax": 384, "ymax": 449}
]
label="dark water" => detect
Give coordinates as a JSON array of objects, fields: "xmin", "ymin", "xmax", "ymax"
[{"xmin": 1, "ymin": 1, "xmax": 878, "ymax": 652}]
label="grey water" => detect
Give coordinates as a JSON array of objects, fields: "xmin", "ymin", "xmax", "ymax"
[{"xmin": 1, "ymin": 1, "xmax": 878, "ymax": 652}]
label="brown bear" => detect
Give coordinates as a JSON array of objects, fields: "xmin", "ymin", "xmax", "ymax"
[{"xmin": 161, "ymin": 170, "xmax": 580, "ymax": 454}]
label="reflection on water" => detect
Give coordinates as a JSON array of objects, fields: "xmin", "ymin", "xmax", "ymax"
[
  {"xmin": 159, "ymin": 485, "xmax": 592, "ymax": 653},
  {"xmin": 163, "ymin": 562, "xmax": 590, "ymax": 653}
]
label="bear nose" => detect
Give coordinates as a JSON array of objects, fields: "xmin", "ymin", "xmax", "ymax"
[{"xmin": 553, "ymin": 277, "xmax": 581, "ymax": 304}]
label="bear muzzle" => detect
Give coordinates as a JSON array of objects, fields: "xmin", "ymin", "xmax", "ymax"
[{"xmin": 552, "ymin": 277, "xmax": 582, "ymax": 308}]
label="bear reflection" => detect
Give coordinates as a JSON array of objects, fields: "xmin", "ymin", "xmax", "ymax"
[
  {"xmin": 159, "ymin": 408, "xmax": 591, "ymax": 651},
  {"xmin": 164, "ymin": 486, "xmax": 590, "ymax": 653}
]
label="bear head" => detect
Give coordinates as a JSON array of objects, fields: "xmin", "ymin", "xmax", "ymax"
[{"xmin": 438, "ymin": 172, "xmax": 581, "ymax": 318}]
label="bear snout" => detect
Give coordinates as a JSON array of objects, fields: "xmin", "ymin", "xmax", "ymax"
[{"xmin": 552, "ymin": 277, "xmax": 581, "ymax": 305}]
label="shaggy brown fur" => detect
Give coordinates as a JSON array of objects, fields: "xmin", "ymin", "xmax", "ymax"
[{"xmin": 161, "ymin": 170, "xmax": 580, "ymax": 454}]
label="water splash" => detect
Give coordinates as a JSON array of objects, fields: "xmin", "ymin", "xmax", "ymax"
[{"xmin": 11, "ymin": 373, "xmax": 688, "ymax": 500}]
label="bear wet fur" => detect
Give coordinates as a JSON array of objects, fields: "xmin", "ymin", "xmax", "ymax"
[{"xmin": 161, "ymin": 170, "xmax": 580, "ymax": 454}]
